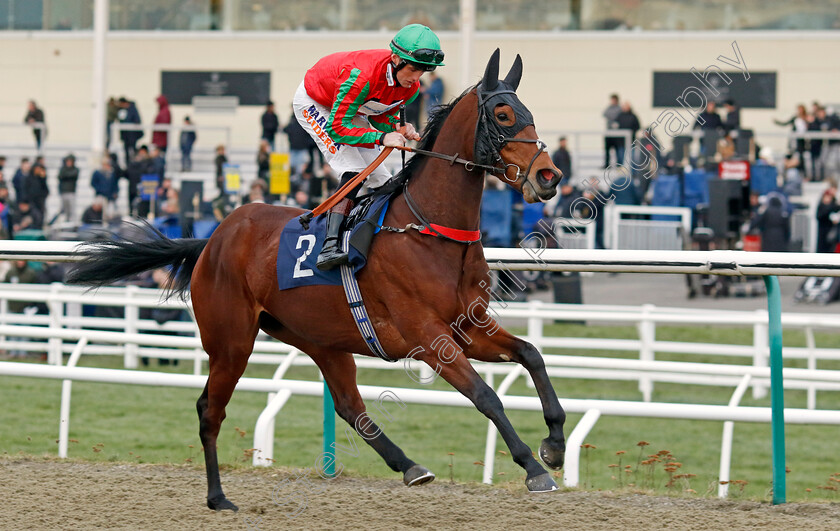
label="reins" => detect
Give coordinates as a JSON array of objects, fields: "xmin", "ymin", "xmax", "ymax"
[
  {"xmin": 302, "ymin": 146, "xmax": 394, "ymax": 226},
  {"xmin": 388, "ymin": 134, "xmax": 545, "ymax": 245},
  {"xmin": 392, "ymin": 137, "xmax": 547, "ymax": 185},
  {"xmin": 392, "ymin": 144, "xmax": 499, "ymax": 175}
]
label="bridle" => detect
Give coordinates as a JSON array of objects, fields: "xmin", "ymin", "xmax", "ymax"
[
  {"xmin": 403, "ymin": 86, "xmax": 547, "ymax": 185},
  {"xmin": 399, "ymin": 85, "xmax": 547, "ymax": 244},
  {"xmin": 474, "ymin": 85, "xmax": 548, "ymax": 188}
]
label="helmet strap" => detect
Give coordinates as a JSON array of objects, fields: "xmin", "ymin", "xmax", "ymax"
[{"xmin": 393, "ymin": 58, "xmax": 409, "ymax": 73}]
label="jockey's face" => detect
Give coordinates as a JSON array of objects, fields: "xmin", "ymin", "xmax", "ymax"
[{"xmin": 391, "ymin": 54, "xmax": 426, "ymax": 88}]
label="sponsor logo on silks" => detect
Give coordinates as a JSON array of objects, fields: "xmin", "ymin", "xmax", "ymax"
[{"xmin": 303, "ymin": 105, "xmax": 339, "ymax": 154}]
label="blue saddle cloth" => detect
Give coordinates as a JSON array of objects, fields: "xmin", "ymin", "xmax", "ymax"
[{"xmin": 276, "ymin": 194, "xmax": 391, "ymax": 291}]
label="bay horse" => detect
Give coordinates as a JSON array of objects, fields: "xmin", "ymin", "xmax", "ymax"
[{"xmin": 68, "ymin": 49, "xmax": 566, "ymax": 511}]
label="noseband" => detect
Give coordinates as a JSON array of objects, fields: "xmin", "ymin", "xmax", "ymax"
[
  {"xmin": 399, "ymin": 85, "xmax": 547, "ymax": 185},
  {"xmin": 494, "ymin": 136, "xmax": 547, "ymax": 184}
]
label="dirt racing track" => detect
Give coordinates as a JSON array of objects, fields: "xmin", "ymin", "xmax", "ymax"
[{"xmin": 2, "ymin": 458, "xmax": 839, "ymax": 530}]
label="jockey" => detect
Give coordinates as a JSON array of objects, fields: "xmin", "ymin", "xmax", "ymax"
[{"xmin": 293, "ymin": 24, "xmax": 445, "ymax": 270}]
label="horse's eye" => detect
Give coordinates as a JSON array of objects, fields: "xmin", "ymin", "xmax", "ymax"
[{"xmin": 497, "ymin": 113, "xmax": 508, "ymax": 121}]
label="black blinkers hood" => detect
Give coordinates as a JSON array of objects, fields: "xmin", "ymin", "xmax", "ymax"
[{"xmin": 474, "ymin": 50, "xmax": 535, "ymax": 167}]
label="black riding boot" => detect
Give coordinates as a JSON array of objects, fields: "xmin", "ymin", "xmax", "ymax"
[{"xmin": 316, "ymin": 211, "xmax": 348, "ymax": 271}]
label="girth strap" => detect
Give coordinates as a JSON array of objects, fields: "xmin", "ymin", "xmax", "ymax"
[{"xmin": 338, "ymin": 232, "xmax": 396, "ymax": 362}]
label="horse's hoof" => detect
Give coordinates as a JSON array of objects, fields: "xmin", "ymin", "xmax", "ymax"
[
  {"xmin": 403, "ymin": 464, "xmax": 435, "ymax": 487},
  {"xmin": 526, "ymin": 472, "xmax": 558, "ymax": 493},
  {"xmin": 539, "ymin": 438, "xmax": 565, "ymax": 470},
  {"xmin": 207, "ymin": 496, "xmax": 239, "ymax": 512}
]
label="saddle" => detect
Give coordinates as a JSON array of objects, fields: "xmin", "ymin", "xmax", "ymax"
[{"xmin": 275, "ymin": 191, "xmax": 396, "ymax": 291}]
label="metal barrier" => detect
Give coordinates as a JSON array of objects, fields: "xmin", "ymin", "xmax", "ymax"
[
  {"xmin": 604, "ymin": 204, "xmax": 692, "ymax": 250},
  {"xmin": 108, "ymin": 122, "xmax": 234, "ymax": 167},
  {"xmin": 0, "ymin": 121, "xmax": 47, "ymax": 150},
  {"xmin": 790, "ymin": 196, "xmax": 818, "ymax": 253},
  {"xmin": 550, "ymin": 217, "xmax": 596, "ymax": 249}
]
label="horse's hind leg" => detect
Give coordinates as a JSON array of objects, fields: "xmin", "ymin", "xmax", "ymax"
[
  {"xmin": 299, "ymin": 346, "xmax": 433, "ymax": 486},
  {"xmin": 462, "ymin": 327, "xmax": 566, "ymax": 470},
  {"xmin": 194, "ymin": 301, "xmax": 259, "ymax": 511},
  {"xmin": 258, "ymin": 314, "xmax": 431, "ymax": 485}
]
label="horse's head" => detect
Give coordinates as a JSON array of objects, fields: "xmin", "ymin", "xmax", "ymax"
[{"xmin": 474, "ymin": 49, "xmax": 563, "ymax": 203}]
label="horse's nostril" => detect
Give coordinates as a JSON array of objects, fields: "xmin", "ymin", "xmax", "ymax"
[{"xmin": 538, "ymin": 168, "xmax": 558, "ymax": 185}]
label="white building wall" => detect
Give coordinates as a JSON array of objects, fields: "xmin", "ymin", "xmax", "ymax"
[{"xmin": 1, "ymin": 32, "xmax": 838, "ymax": 151}]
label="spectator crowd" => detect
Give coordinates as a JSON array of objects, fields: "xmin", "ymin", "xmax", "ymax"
[
  {"xmin": 4, "ymin": 82, "xmax": 840, "ymax": 309},
  {"xmin": 532, "ymin": 93, "xmax": 840, "ymax": 258}
]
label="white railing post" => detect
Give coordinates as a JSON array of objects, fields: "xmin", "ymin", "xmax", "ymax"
[
  {"xmin": 186, "ymin": 301, "xmax": 204, "ymax": 376},
  {"xmin": 65, "ymin": 299, "xmax": 82, "ymax": 330},
  {"xmin": 419, "ymin": 360, "xmax": 435, "ymax": 383},
  {"xmin": 752, "ymin": 312, "xmax": 768, "ymax": 399},
  {"xmin": 107, "ymin": 122, "xmax": 117, "ymax": 153},
  {"xmin": 193, "ymin": 348, "xmax": 203, "ymax": 376},
  {"xmin": 719, "ymin": 374, "xmax": 752, "ymax": 498},
  {"xmin": 562, "ymin": 409, "xmax": 602, "ymax": 487},
  {"xmin": 124, "ymin": 285, "xmax": 139, "ymax": 369},
  {"xmin": 58, "ymin": 338, "xmax": 89, "ymax": 458},
  {"xmin": 638, "ymin": 304, "xmax": 655, "ymax": 402},
  {"xmin": 48, "ymin": 283, "xmax": 63, "ymax": 365},
  {"xmin": 604, "ymin": 202, "xmax": 621, "ymax": 249},
  {"xmin": 805, "ymin": 326, "xmax": 817, "ymax": 410},
  {"xmin": 0, "ymin": 297, "xmax": 7, "ymax": 344},
  {"xmin": 252, "ymin": 390, "xmax": 292, "ymax": 466},
  {"xmin": 527, "ymin": 299, "xmax": 543, "ymax": 351},
  {"xmin": 525, "ymin": 299, "xmax": 543, "ymax": 389},
  {"xmin": 252, "ymin": 351, "xmax": 300, "ymax": 466}
]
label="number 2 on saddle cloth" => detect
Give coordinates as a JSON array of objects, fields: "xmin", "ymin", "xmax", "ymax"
[{"xmin": 275, "ymin": 195, "xmax": 391, "ymax": 291}]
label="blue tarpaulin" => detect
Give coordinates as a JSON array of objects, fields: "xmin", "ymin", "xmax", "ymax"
[
  {"xmin": 683, "ymin": 170, "xmax": 712, "ymax": 209},
  {"xmin": 481, "ymin": 188, "xmax": 513, "ymax": 246},
  {"xmin": 522, "ymin": 202, "xmax": 544, "ymax": 235},
  {"xmin": 751, "ymin": 163, "xmax": 779, "ymax": 195},
  {"xmin": 651, "ymin": 174, "xmax": 680, "ymax": 207}
]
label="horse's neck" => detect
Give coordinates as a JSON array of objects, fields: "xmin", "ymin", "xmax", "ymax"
[{"xmin": 406, "ymin": 115, "xmax": 484, "ymax": 231}]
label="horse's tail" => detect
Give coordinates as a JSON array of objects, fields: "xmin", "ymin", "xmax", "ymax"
[{"xmin": 66, "ymin": 223, "xmax": 209, "ymax": 300}]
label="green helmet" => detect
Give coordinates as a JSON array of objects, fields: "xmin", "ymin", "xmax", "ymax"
[{"xmin": 390, "ymin": 24, "xmax": 445, "ymax": 71}]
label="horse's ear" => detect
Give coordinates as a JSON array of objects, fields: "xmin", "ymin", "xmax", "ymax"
[
  {"xmin": 481, "ymin": 48, "xmax": 501, "ymax": 92},
  {"xmin": 503, "ymin": 54, "xmax": 523, "ymax": 91}
]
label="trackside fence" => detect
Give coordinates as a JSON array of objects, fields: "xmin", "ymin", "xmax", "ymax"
[{"xmin": 4, "ymin": 243, "xmax": 840, "ymax": 502}]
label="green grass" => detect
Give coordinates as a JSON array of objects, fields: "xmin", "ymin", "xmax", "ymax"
[{"xmin": 2, "ymin": 323, "xmax": 840, "ymax": 503}]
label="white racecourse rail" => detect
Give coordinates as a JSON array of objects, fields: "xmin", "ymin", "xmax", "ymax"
[
  {"xmin": 4, "ymin": 289, "xmax": 840, "ymax": 496},
  {"xmin": 5, "ymin": 241, "xmax": 840, "ymax": 276},
  {"xmin": 2, "ymin": 357, "xmax": 840, "ymax": 492},
  {"xmin": 3, "ymin": 241, "xmax": 840, "ymax": 498}
]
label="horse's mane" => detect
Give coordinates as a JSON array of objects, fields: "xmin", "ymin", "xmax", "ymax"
[{"xmin": 394, "ymin": 85, "xmax": 476, "ymax": 182}]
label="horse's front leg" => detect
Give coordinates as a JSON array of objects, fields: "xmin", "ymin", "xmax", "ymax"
[
  {"xmin": 461, "ymin": 325, "xmax": 566, "ymax": 471},
  {"xmin": 417, "ymin": 340, "xmax": 557, "ymax": 492}
]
